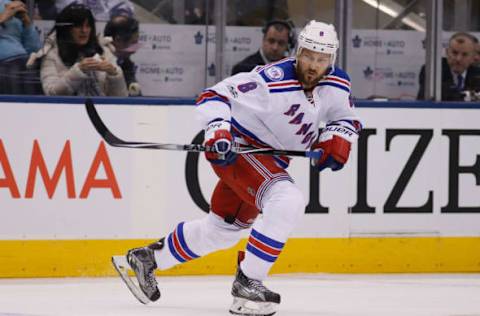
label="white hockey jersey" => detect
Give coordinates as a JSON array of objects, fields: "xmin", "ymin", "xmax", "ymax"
[{"xmin": 196, "ymin": 58, "xmax": 361, "ymax": 168}]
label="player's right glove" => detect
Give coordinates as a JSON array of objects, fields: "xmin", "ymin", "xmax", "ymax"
[
  {"xmin": 311, "ymin": 122, "xmax": 359, "ymax": 172},
  {"xmin": 204, "ymin": 119, "xmax": 237, "ymax": 166}
]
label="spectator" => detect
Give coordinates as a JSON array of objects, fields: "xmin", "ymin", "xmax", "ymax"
[
  {"xmin": 55, "ymin": 0, "xmax": 134, "ymax": 21},
  {"xmin": 184, "ymin": 0, "xmax": 207, "ymax": 24},
  {"xmin": 231, "ymin": 20, "xmax": 293, "ymax": 75},
  {"xmin": 417, "ymin": 32, "xmax": 480, "ymax": 101},
  {"xmin": 104, "ymin": 14, "xmax": 142, "ymax": 96},
  {"xmin": 37, "ymin": 3, "xmax": 127, "ymax": 96},
  {"xmin": 35, "ymin": 0, "xmax": 57, "ymax": 20},
  {"xmin": 474, "ymin": 41, "xmax": 480, "ymax": 67},
  {"xmin": 0, "ymin": 0, "xmax": 42, "ymax": 94}
]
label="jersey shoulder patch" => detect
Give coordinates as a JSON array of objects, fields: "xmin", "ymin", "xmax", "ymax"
[
  {"xmin": 257, "ymin": 58, "xmax": 303, "ymax": 93},
  {"xmin": 317, "ymin": 67, "xmax": 351, "ymax": 93},
  {"xmin": 257, "ymin": 58, "xmax": 297, "ymax": 83}
]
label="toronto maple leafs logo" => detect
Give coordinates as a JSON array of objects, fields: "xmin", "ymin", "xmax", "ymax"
[
  {"xmin": 194, "ymin": 31, "xmax": 204, "ymax": 45},
  {"xmin": 352, "ymin": 35, "xmax": 362, "ymax": 48},
  {"xmin": 208, "ymin": 63, "xmax": 215, "ymax": 76},
  {"xmin": 363, "ymin": 66, "xmax": 374, "ymax": 79}
]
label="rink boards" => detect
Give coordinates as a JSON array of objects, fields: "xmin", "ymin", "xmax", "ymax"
[{"xmin": 0, "ymin": 100, "xmax": 479, "ymax": 277}]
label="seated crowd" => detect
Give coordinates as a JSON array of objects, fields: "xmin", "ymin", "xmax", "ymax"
[
  {"xmin": 0, "ymin": 0, "xmax": 140, "ymax": 96},
  {"xmin": 0, "ymin": 0, "xmax": 479, "ymax": 100}
]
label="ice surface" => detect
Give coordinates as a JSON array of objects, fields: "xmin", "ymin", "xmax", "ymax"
[{"xmin": 0, "ymin": 274, "xmax": 479, "ymax": 316}]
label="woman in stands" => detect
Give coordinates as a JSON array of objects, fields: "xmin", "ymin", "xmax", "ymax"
[{"xmin": 38, "ymin": 3, "xmax": 127, "ymax": 96}]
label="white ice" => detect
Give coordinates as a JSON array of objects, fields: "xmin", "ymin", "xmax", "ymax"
[{"xmin": 0, "ymin": 274, "xmax": 479, "ymax": 316}]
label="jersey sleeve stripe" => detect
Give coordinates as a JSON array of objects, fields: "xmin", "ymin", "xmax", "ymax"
[
  {"xmin": 196, "ymin": 89, "xmax": 231, "ymax": 107},
  {"xmin": 324, "ymin": 75, "xmax": 351, "ymax": 87},
  {"xmin": 267, "ymin": 80, "xmax": 301, "ymax": 87},
  {"xmin": 269, "ymin": 86, "xmax": 304, "ymax": 93},
  {"xmin": 317, "ymin": 81, "xmax": 350, "ymax": 93}
]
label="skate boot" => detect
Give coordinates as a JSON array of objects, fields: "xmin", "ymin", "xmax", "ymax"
[
  {"xmin": 112, "ymin": 238, "xmax": 164, "ymax": 304},
  {"xmin": 229, "ymin": 266, "xmax": 281, "ymax": 316}
]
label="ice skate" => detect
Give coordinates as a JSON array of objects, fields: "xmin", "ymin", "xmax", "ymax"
[
  {"xmin": 112, "ymin": 238, "xmax": 164, "ymax": 304},
  {"xmin": 229, "ymin": 267, "xmax": 281, "ymax": 316}
]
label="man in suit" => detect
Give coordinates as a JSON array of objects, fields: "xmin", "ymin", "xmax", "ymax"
[
  {"xmin": 231, "ymin": 20, "xmax": 292, "ymax": 75},
  {"xmin": 417, "ymin": 32, "xmax": 480, "ymax": 101},
  {"xmin": 474, "ymin": 41, "xmax": 480, "ymax": 67}
]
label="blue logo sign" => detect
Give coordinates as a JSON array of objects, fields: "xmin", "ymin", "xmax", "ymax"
[
  {"xmin": 208, "ymin": 63, "xmax": 216, "ymax": 76},
  {"xmin": 194, "ymin": 31, "xmax": 204, "ymax": 45},
  {"xmin": 363, "ymin": 66, "xmax": 373, "ymax": 79},
  {"xmin": 352, "ymin": 35, "xmax": 362, "ymax": 48}
]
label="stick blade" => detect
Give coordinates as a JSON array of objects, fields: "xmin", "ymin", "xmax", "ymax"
[{"xmin": 111, "ymin": 255, "xmax": 151, "ymax": 305}]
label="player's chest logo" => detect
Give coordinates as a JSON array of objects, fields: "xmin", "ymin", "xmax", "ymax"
[{"xmin": 283, "ymin": 104, "xmax": 316, "ymax": 146}]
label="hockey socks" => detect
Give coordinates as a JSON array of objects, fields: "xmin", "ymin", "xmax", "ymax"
[
  {"xmin": 241, "ymin": 229, "xmax": 285, "ymax": 281},
  {"xmin": 154, "ymin": 222, "xmax": 199, "ymax": 269},
  {"xmin": 154, "ymin": 214, "xmax": 244, "ymax": 270}
]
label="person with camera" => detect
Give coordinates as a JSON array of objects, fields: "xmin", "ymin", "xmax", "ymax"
[
  {"xmin": 231, "ymin": 20, "xmax": 294, "ymax": 75},
  {"xmin": 0, "ymin": 0, "xmax": 41, "ymax": 94},
  {"xmin": 38, "ymin": 3, "xmax": 127, "ymax": 96}
]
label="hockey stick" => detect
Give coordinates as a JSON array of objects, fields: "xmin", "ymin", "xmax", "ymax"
[{"xmin": 85, "ymin": 99, "xmax": 321, "ymax": 159}]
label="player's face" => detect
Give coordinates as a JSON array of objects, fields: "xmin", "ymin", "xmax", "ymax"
[
  {"xmin": 296, "ymin": 48, "xmax": 331, "ymax": 89},
  {"xmin": 446, "ymin": 37, "xmax": 476, "ymax": 74},
  {"xmin": 71, "ymin": 20, "xmax": 91, "ymax": 46},
  {"xmin": 262, "ymin": 27, "xmax": 290, "ymax": 62}
]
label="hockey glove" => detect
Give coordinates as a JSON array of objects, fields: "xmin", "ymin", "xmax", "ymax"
[
  {"xmin": 204, "ymin": 120, "xmax": 237, "ymax": 166},
  {"xmin": 311, "ymin": 122, "xmax": 359, "ymax": 172}
]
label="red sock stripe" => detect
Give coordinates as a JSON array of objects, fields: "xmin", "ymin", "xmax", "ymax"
[
  {"xmin": 172, "ymin": 229, "xmax": 194, "ymax": 261},
  {"xmin": 248, "ymin": 235, "xmax": 282, "ymax": 256}
]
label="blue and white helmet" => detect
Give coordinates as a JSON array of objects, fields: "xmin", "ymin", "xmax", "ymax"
[{"xmin": 297, "ymin": 20, "xmax": 339, "ymax": 66}]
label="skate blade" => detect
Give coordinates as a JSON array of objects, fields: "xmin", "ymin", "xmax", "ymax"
[
  {"xmin": 111, "ymin": 255, "xmax": 151, "ymax": 305},
  {"xmin": 229, "ymin": 297, "xmax": 278, "ymax": 316}
]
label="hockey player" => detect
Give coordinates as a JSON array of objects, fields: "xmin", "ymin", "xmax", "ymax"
[{"xmin": 114, "ymin": 20, "xmax": 362, "ymax": 316}]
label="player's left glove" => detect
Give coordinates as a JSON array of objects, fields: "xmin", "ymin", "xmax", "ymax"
[
  {"xmin": 204, "ymin": 119, "xmax": 237, "ymax": 166},
  {"xmin": 311, "ymin": 122, "xmax": 359, "ymax": 172}
]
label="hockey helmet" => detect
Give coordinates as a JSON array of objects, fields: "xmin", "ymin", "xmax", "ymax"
[{"xmin": 296, "ymin": 20, "xmax": 339, "ymax": 66}]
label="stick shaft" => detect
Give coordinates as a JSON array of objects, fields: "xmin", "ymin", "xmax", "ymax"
[{"xmin": 85, "ymin": 99, "xmax": 320, "ymax": 159}]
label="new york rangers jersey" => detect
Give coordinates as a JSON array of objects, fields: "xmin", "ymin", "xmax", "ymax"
[{"xmin": 196, "ymin": 58, "xmax": 361, "ymax": 167}]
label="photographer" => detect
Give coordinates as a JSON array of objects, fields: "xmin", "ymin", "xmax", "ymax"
[{"xmin": 0, "ymin": 0, "xmax": 41, "ymax": 94}]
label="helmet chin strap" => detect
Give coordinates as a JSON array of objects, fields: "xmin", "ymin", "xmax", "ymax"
[{"xmin": 329, "ymin": 53, "xmax": 336, "ymax": 74}]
